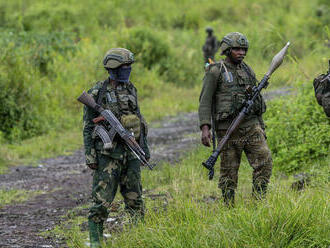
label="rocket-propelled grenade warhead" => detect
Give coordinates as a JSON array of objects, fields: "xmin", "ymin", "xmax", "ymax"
[{"xmin": 265, "ymin": 41, "xmax": 290, "ymax": 78}]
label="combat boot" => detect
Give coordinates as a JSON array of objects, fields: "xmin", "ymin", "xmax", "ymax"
[
  {"xmin": 222, "ymin": 189, "xmax": 235, "ymax": 207},
  {"xmin": 88, "ymin": 219, "xmax": 104, "ymax": 248}
]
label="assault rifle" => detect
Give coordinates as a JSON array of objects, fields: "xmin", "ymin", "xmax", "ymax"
[
  {"xmin": 77, "ymin": 91, "xmax": 154, "ymax": 170},
  {"xmin": 202, "ymin": 42, "xmax": 290, "ymax": 180}
]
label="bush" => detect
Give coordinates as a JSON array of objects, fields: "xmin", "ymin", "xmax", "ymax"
[
  {"xmin": 120, "ymin": 27, "xmax": 202, "ymax": 87},
  {"xmin": 0, "ymin": 30, "xmax": 77, "ymax": 141},
  {"xmin": 265, "ymin": 82, "xmax": 330, "ymax": 172},
  {"xmin": 119, "ymin": 27, "xmax": 170, "ymax": 70}
]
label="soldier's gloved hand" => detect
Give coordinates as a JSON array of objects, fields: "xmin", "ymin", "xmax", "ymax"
[
  {"xmin": 87, "ymin": 163, "xmax": 98, "ymax": 170},
  {"xmin": 201, "ymin": 125, "xmax": 211, "ymax": 147}
]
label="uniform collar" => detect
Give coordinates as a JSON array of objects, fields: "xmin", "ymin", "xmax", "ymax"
[{"xmin": 224, "ymin": 58, "xmax": 244, "ymax": 70}]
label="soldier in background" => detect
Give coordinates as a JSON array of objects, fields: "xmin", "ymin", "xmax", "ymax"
[
  {"xmin": 313, "ymin": 60, "xmax": 330, "ymax": 117},
  {"xmin": 83, "ymin": 48, "xmax": 150, "ymax": 247},
  {"xmin": 202, "ymin": 27, "xmax": 220, "ymax": 64},
  {"xmin": 199, "ymin": 32, "xmax": 273, "ymax": 206}
]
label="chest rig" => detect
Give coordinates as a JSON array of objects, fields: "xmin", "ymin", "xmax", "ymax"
[
  {"xmin": 93, "ymin": 79, "xmax": 145, "ymax": 150},
  {"xmin": 214, "ymin": 61, "xmax": 265, "ymax": 121},
  {"xmin": 97, "ymin": 78, "xmax": 137, "ymax": 118}
]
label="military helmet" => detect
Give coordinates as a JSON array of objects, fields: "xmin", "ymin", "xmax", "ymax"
[
  {"xmin": 219, "ymin": 32, "xmax": 249, "ymax": 55},
  {"xmin": 205, "ymin": 26, "xmax": 213, "ymax": 33},
  {"xmin": 103, "ymin": 48, "xmax": 135, "ymax": 69}
]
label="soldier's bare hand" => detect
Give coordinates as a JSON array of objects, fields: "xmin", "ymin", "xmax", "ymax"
[
  {"xmin": 87, "ymin": 163, "xmax": 98, "ymax": 170},
  {"xmin": 201, "ymin": 125, "xmax": 211, "ymax": 147}
]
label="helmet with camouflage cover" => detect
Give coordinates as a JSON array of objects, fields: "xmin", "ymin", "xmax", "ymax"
[
  {"xmin": 219, "ymin": 32, "xmax": 249, "ymax": 55},
  {"xmin": 103, "ymin": 48, "xmax": 135, "ymax": 69}
]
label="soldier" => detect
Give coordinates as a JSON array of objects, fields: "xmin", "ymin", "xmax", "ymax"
[
  {"xmin": 313, "ymin": 60, "xmax": 330, "ymax": 117},
  {"xmin": 202, "ymin": 27, "xmax": 219, "ymax": 64},
  {"xmin": 83, "ymin": 48, "xmax": 150, "ymax": 247},
  {"xmin": 198, "ymin": 32, "xmax": 273, "ymax": 206}
]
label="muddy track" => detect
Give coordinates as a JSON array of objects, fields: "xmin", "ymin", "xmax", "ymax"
[
  {"xmin": 0, "ymin": 112, "xmax": 200, "ymax": 247},
  {"xmin": 0, "ymin": 88, "xmax": 291, "ymax": 247}
]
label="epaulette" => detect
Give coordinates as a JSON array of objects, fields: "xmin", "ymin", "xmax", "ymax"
[
  {"xmin": 88, "ymin": 81, "xmax": 103, "ymax": 96},
  {"xmin": 205, "ymin": 62, "xmax": 221, "ymax": 72},
  {"xmin": 241, "ymin": 62, "xmax": 256, "ymax": 80},
  {"xmin": 126, "ymin": 81, "xmax": 138, "ymax": 98}
]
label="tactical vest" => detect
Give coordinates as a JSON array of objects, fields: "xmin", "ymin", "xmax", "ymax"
[
  {"xmin": 90, "ymin": 80, "xmax": 147, "ymax": 140},
  {"xmin": 214, "ymin": 61, "xmax": 266, "ymax": 123}
]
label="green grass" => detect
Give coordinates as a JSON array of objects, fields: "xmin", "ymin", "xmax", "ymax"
[
  {"xmin": 0, "ymin": 0, "xmax": 329, "ymax": 173},
  {"xmin": 51, "ymin": 146, "xmax": 329, "ymax": 247},
  {"xmin": 0, "ymin": 82, "xmax": 200, "ymax": 173},
  {"xmin": 0, "ymin": 127, "xmax": 83, "ymax": 173},
  {"xmin": 0, "ymin": 1, "xmax": 328, "ymax": 246},
  {"xmin": 0, "ymin": 189, "xmax": 43, "ymax": 207}
]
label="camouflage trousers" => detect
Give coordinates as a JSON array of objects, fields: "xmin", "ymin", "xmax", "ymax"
[
  {"xmin": 217, "ymin": 124, "xmax": 273, "ymax": 194},
  {"xmin": 88, "ymin": 152, "xmax": 144, "ymax": 223}
]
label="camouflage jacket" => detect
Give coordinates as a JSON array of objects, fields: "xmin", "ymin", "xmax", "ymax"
[
  {"xmin": 83, "ymin": 80, "xmax": 149, "ymax": 165},
  {"xmin": 199, "ymin": 59, "xmax": 266, "ymax": 130},
  {"xmin": 313, "ymin": 73, "xmax": 330, "ymax": 117}
]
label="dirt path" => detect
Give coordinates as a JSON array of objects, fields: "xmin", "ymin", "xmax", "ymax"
[
  {"xmin": 0, "ymin": 112, "xmax": 200, "ymax": 248},
  {"xmin": 0, "ymin": 88, "xmax": 291, "ymax": 247}
]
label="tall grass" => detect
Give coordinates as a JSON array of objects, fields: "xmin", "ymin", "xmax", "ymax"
[
  {"xmin": 109, "ymin": 147, "xmax": 330, "ymax": 247},
  {"xmin": 54, "ymin": 146, "xmax": 329, "ymax": 247},
  {"xmin": 0, "ymin": 0, "xmax": 328, "ymax": 171}
]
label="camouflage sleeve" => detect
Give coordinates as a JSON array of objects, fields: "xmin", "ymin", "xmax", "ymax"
[
  {"xmin": 83, "ymin": 87, "xmax": 100, "ymax": 165},
  {"xmin": 198, "ymin": 65, "xmax": 220, "ymax": 129},
  {"xmin": 243, "ymin": 62, "xmax": 258, "ymax": 82}
]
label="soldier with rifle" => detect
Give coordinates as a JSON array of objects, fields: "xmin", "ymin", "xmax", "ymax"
[
  {"xmin": 313, "ymin": 60, "xmax": 330, "ymax": 117},
  {"xmin": 199, "ymin": 32, "xmax": 289, "ymax": 206},
  {"xmin": 80, "ymin": 48, "xmax": 151, "ymax": 247}
]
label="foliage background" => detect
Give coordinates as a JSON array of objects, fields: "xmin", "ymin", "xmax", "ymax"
[
  {"xmin": 0, "ymin": 0, "xmax": 329, "ymax": 172},
  {"xmin": 0, "ymin": 0, "xmax": 329, "ymax": 247}
]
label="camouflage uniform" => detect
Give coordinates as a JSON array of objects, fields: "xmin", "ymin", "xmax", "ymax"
[
  {"xmin": 202, "ymin": 27, "xmax": 219, "ymax": 63},
  {"xmin": 199, "ymin": 32, "xmax": 273, "ymax": 205},
  {"xmin": 83, "ymin": 48, "xmax": 149, "ymax": 247},
  {"xmin": 313, "ymin": 62, "xmax": 330, "ymax": 117}
]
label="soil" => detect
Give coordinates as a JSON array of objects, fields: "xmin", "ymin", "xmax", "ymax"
[
  {"xmin": 0, "ymin": 112, "xmax": 200, "ymax": 248},
  {"xmin": 0, "ymin": 88, "xmax": 291, "ymax": 247}
]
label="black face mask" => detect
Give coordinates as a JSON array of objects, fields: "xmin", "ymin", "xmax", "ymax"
[{"xmin": 109, "ymin": 66, "xmax": 132, "ymax": 83}]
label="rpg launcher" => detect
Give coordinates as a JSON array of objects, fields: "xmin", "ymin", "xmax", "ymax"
[
  {"xmin": 77, "ymin": 91, "xmax": 154, "ymax": 170},
  {"xmin": 202, "ymin": 42, "xmax": 291, "ymax": 180}
]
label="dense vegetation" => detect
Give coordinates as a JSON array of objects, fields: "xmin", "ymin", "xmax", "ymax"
[
  {"xmin": 0, "ymin": 0, "xmax": 329, "ymax": 172},
  {"xmin": 0, "ymin": 0, "xmax": 329, "ymax": 247},
  {"xmin": 52, "ymin": 147, "xmax": 330, "ymax": 248}
]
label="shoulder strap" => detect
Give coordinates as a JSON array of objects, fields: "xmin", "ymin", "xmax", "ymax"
[
  {"xmin": 241, "ymin": 62, "xmax": 256, "ymax": 81},
  {"xmin": 97, "ymin": 77, "xmax": 110, "ymax": 105},
  {"xmin": 127, "ymin": 82, "xmax": 145, "ymax": 145},
  {"xmin": 127, "ymin": 82, "xmax": 141, "ymax": 116}
]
